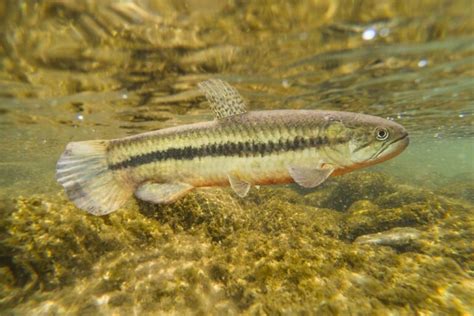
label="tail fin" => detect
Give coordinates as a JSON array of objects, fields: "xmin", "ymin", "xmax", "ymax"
[{"xmin": 56, "ymin": 140, "xmax": 133, "ymax": 216}]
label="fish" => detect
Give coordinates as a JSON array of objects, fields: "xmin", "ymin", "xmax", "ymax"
[{"xmin": 56, "ymin": 79, "xmax": 409, "ymax": 216}]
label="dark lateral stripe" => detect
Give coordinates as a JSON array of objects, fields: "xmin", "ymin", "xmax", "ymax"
[{"xmin": 109, "ymin": 136, "xmax": 345, "ymax": 170}]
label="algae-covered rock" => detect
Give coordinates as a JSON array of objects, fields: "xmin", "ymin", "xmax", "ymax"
[
  {"xmin": 2, "ymin": 193, "xmax": 215, "ymax": 292},
  {"xmin": 344, "ymin": 201, "xmax": 447, "ymax": 240},
  {"xmin": 347, "ymin": 199, "xmax": 380, "ymax": 214},
  {"xmin": 138, "ymin": 188, "xmax": 246, "ymax": 242},
  {"xmin": 370, "ymin": 254, "xmax": 472, "ymax": 312},
  {"xmin": 317, "ymin": 172, "xmax": 397, "ymax": 212},
  {"xmin": 416, "ymin": 202, "xmax": 474, "ymax": 271},
  {"xmin": 1, "ymin": 177, "xmax": 473, "ymax": 315},
  {"xmin": 437, "ymin": 179, "xmax": 474, "ymax": 203},
  {"xmin": 342, "ymin": 183, "xmax": 453, "ymax": 240},
  {"xmin": 375, "ymin": 185, "xmax": 442, "ymax": 208}
]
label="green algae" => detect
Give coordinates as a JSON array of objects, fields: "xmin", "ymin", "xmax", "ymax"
[
  {"xmin": 313, "ymin": 172, "xmax": 397, "ymax": 212},
  {"xmin": 1, "ymin": 172, "xmax": 473, "ymax": 314}
]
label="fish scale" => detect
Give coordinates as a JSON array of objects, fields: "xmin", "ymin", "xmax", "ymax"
[{"xmin": 107, "ymin": 113, "xmax": 337, "ymax": 174}]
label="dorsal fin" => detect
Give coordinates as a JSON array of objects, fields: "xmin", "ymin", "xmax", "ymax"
[{"xmin": 198, "ymin": 79, "xmax": 248, "ymax": 119}]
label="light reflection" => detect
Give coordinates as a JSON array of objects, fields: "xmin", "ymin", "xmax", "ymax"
[
  {"xmin": 362, "ymin": 28, "xmax": 376, "ymax": 40},
  {"xmin": 418, "ymin": 59, "xmax": 428, "ymax": 67}
]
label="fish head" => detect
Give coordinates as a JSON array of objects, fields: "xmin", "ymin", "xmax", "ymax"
[{"xmin": 348, "ymin": 115, "xmax": 409, "ymax": 167}]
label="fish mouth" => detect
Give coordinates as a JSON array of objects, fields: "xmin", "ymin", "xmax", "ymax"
[{"xmin": 370, "ymin": 132, "xmax": 409, "ymax": 163}]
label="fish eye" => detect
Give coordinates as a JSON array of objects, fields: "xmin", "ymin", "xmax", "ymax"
[{"xmin": 375, "ymin": 127, "xmax": 389, "ymax": 141}]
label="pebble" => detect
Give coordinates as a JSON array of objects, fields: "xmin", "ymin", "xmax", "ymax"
[{"xmin": 354, "ymin": 227, "xmax": 422, "ymax": 247}]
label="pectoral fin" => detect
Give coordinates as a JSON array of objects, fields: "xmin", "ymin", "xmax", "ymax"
[
  {"xmin": 288, "ymin": 165, "xmax": 334, "ymax": 188},
  {"xmin": 228, "ymin": 174, "xmax": 251, "ymax": 197},
  {"xmin": 135, "ymin": 182, "xmax": 193, "ymax": 204}
]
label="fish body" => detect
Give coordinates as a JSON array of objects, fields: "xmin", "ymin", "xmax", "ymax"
[
  {"xmin": 57, "ymin": 79, "xmax": 409, "ymax": 215},
  {"xmin": 108, "ymin": 110, "xmax": 403, "ymax": 186}
]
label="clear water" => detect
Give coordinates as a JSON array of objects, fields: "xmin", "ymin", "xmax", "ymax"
[{"xmin": 1, "ymin": 1, "xmax": 473, "ymax": 314}]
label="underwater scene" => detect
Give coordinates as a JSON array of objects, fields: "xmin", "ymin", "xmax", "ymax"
[{"xmin": 0, "ymin": 0, "xmax": 473, "ymax": 314}]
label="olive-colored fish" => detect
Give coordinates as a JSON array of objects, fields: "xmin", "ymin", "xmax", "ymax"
[{"xmin": 56, "ymin": 79, "xmax": 409, "ymax": 215}]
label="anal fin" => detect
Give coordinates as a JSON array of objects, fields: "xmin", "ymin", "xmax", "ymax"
[
  {"xmin": 228, "ymin": 174, "xmax": 251, "ymax": 198},
  {"xmin": 135, "ymin": 182, "xmax": 193, "ymax": 204},
  {"xmin": 288, "ymin": 165, "xmax": 334, "ymax": 188}
]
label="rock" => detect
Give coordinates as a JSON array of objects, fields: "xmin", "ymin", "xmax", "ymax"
[
  {"xmin": 354, "ymin": 227, "xmax": 422, "ymax": 248},
  {"xmin": 437, "ymin": 179, "xmax": 474, "ymax": 203},
  {"xmin": 319, "ymin": 172, "xmax": 396, "ymax": 212},
  {"xmin": 1, "ymin": 176, "xmax": 473, "ymax": 314},
  {"xmin": 375, "ymin": 185, "xmax": 440, "ymax": 209},
  {"xmin": 343, "ymin": 183, "xmax": 452, "ymax": 241},
  {"xmin": 347, "ymin": 199, "xmax": 380, "ymax": 214},
  {"xmin": 344, "ymin": 201, "xmax": 447, "ymax": 240}
]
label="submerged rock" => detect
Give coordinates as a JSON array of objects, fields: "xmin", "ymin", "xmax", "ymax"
[
  {"xmin": 318, "ymin": 172, "xmax": 396, "ymax": 212},
  {"xmin": 1, "ymin": 175, "xmax": 473, "ymax": 314},
  {"xmin": 437, "ymin": 179, "xmax": 474, "ymax": 203},
  {"xmin": 375, "ymin": 185, "xmax": 441, "ymax": 209},
  {"xmin": 347, "ymin": 199, "xmax": 380, "ymax": 214},
  {"xmin": 343, "ymin": 183, "xmax": 452, "ymax": 240},
  {"xmin": 354, "ymin": 227, "xmax": 422, "ymax": 248}
]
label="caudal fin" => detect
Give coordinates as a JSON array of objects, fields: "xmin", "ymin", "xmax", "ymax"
[{"xmin": 56, "ymin": 140, "xmax": 133, "ymax": 216}]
